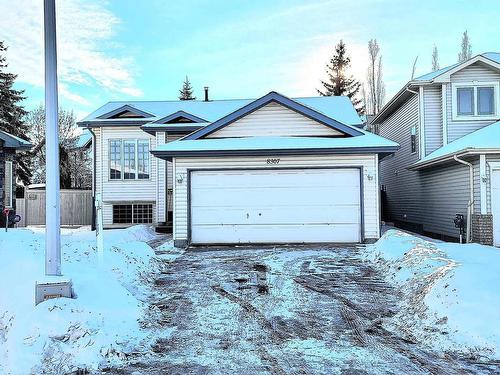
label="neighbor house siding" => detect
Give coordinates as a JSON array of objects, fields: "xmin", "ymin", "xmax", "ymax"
[
  {"xmin": 423, "ymin": 85, "xmax": 443, "ymax": 155},
  {"xmin": 95, "ymin": 126, "xmax": 157, "ymax": 226},
  {"xmin": 379, "ymin": 94, "xmax": 422, "ymax": 225},
  {"xmin": 420, "ymin": 160, "xmax": 474, "ymax": 238},
  {"xmin": 206, "ymin": 102, "xmax": 343, "ymax": 138},
  {"xmin": 173, "ymin": 154, "xmax": 380, "ymax": 243},
  {"xmin": 446, "ymin": 62, "xmax": 500, "ymax": 143}
]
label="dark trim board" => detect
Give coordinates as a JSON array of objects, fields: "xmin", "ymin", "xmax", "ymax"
[
  {"xmin": 140, "ymin": 125, "xmax": 205, "ymax": 135},
  {"xmin": 152, "ymin": 146, "xmax": 399, "ymax": 161},
  {"xmin": 78, "ymin": 120, "xmax": 152, "ymax": 127},
  {"xmin": 96, "ymin": 104, "xmax": 154, "ymax": 119},
  {"xmin": 184, "ymin": 166, "xmax": 365, "ymax": 246},
  {"xmin": 183, "ymin": 92, "xmax": 363, "ymax": 140},
  {"xmin": 152, "ymin": 111, "xmax": 207, "ymax": 124}
]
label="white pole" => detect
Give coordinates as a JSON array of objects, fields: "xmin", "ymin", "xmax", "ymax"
[
  {"xmin": 95, "ymin": 192, "xmax": 104, "ymax": 266},
  {"xmin": 44, "ymin": 0, "xmax": 61, "ymax": 276}
]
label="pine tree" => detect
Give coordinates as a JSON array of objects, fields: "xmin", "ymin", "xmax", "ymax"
[
  {"xmin": 458, "ymin": 30, "xmax": 472, "ymax": 62},
  {"xmin": 432, "ymin": 45, "xmax": 440, "ymax": 71},
  {"xmin": 0, "ymin": 41, "xmax": 31, "ymax": 184},
  {"xmin": 318, "ymin": 40, "xmax": 364, "ymax": 114},
  {"xmin": 178, "ymin": 76, "xmax": 196, "ymax": 100}
]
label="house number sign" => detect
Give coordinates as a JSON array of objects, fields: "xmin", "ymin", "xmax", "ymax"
[{"xmin": 266, "ymin": 158, "xmax": 280, "ymax": 165}]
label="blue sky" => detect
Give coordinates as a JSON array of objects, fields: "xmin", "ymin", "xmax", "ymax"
[{"xmin": 1, "ymin": 0, "xmax": 499, "ymax": 120}]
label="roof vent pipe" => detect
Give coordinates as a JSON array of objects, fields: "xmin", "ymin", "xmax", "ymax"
[{"xmin": 204, "ymin": 87, "xmax": 209, "ymax": 101}]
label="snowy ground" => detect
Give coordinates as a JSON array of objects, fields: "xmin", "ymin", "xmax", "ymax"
[
  {"xmin": 1, "ymin": 227, "xmax": 499, "ymax": 374},
  {"xmin": 0, "ymin": 225, "xmax": 169, "ymax": 375}
]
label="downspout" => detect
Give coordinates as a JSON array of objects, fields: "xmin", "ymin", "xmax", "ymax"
[
  {"xmin": 88, "ymin": 127, "xmax": 97, "ymax": 231},
  {"xmin": 453, "ymin": 154, "xmax": 474, "ymax": 243}
]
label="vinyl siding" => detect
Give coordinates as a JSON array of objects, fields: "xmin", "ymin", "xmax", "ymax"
[
  {"xmin": 379, "ymin": 94, "xmax": 423, "ymax": 224},
  {"xmin": 156, "ymin": 131, "xmax": 166, "ymax": 222},
  {"xmin": 206, "ymin": 102, "xmax": 342, "ymax": 138},
  {"xmin": 446, "ymin": 62, "xmax": 500, "ymax": 143},
  {"xmin": 423, "ymin": 85, "xmax": 443, "ymax": 154},
  {"xmin": 173, "ymin": 154, "xmax": 380, "ymax": 242},
  {"xmin": 95, "ymin": 126, "xmax": 158, "ymax": 226},
  {"xmin": 487, "ymin": 155, "xmax": 500, "ymax": 214}
]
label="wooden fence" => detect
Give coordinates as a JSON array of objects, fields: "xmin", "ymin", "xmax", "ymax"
[{"xmin": 16, "ymin": 189, "xmax": 93, "ymax": 227}]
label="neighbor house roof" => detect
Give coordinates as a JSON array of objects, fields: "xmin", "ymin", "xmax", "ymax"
[
  {"xmin": 74, "ymin": 130, "xmax": 92, "ymax": 149},
  {"xmin": 78, "ymin": 95, "xmax": 364, "ymax": 128},
  {"xmin": 0, "ymin": 130, "xmax": 32, "ymax": 150},
  {"xmin": 151, "ymin": 129, "xmax": 399, "ymax": 161},
  {"xmin": 410, "ymin": 120, "xmax": 500, "ymax": 170},
  {"xmin": 373, "ymin": 52, "xmax": 500, "ymax": 124}
]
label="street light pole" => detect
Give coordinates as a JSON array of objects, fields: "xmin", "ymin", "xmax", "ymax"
[{"xmin": 44, "ymin": 0, "xmax": 61, "ymax": 276}]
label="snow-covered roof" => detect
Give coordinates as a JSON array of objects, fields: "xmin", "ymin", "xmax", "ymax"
[
  {"xmin": 151, "ymin": 128, "xmax": 399, "ymax": 160},
  {"xmin": 0, "ymin": 130, "xmax": 32, "ymax": 150},
  {"xmin": 411, "ymin": 120, "xmax": 500, "ymax": 169},
  {"xmin": 78, "ymin": 95, "xmax": 364, "ymax": 127}
]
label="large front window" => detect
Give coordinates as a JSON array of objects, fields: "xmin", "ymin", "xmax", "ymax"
[
  {"xmin": 453, "ymin": 83, "xmax": 498, "ymax": 120},
  {"xmin": 109, "ymin": 139, "xmax": 150, "ymax": 180}
]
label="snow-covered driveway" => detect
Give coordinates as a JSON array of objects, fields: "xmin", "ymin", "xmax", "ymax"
[{"xmin": 110, "ymin": 242, "xmax": 499, "ymax": 375}]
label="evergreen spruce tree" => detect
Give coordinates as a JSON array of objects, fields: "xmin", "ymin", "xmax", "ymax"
[
  {"xmin": 458, "ymin": 30, "xmax": 472, "ymax": 62},
  {"xmin": 318, "ymin": 40, "xmax": 364, "ymax": 114},
  {"xmin": 178, "ymin": 76, "xmax": 196, "ymax": 100},
  {"xmin": 0, "ymin": 41, "xmax": 31, "ymax": 184}
]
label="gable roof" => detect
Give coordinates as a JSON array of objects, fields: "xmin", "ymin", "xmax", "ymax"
[
  {"xmin": 183, "ymin": 92, "xmax": 363, "ymax": 140},
  {"xmin": 152, "ymin": 110, "xmax": 207, "ymax": 124},
  {"xmin": 0, "ymin": 130, "xmax": 32, "ymax": 150},
  {"xmin": 96, "ymin": 104, "xmax": 154, "ymax": 119},
  {"xmin": 373, "ymin": 52, "xmax": 500, "ymax": 124},
  {"xmin": 410, "ymin": 120, "xmax": 500, "ymax": 169},
  {"xmin": 78, "ymin": 95, "xmax": 364, "ymax": 128},
  {"xmin": 152, "ymin": 129, "xmax": 399, "ymax": 161}
]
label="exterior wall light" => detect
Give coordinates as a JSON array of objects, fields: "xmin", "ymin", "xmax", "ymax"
[{"xmin": 176, "ymin": 173, "xmax": 184, "ymax": 184}]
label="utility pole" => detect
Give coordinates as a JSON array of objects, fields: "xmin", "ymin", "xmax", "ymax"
[
  {"xmin": 35, "ymin": 0, "xmax": 72, "ymax": 305},
  {"xmin": 44, "ymin": 0, "xmax": 61, "ymax": 276}
]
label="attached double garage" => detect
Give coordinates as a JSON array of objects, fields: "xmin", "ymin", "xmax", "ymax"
[{"xmin": 167, "ymin": 154, "xmax": 383, "ymax": 247}]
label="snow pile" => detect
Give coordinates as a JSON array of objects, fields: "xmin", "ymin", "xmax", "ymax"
[
  {"xmin": 366, "ymin": 230, "xmax": 500, "ymax": 359},
  {"xmin": 0, "ymin": 225, "xmax": 161, "ymax": 374}
]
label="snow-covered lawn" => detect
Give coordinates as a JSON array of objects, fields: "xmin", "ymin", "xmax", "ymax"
[
  {"xmin": 365, "ymin": 229, "xmax": 500, "ymax": 359},
  {"xmin": 0, "ymin": 225, "xmax": 166, "ymax": 375}
]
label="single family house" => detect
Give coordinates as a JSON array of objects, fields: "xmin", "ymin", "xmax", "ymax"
[
  {"xmin": 373, "ymin": 52, "xmax": 500, "ymax": 246},
  {"xmin": 79, "ymin": 91, "xmax": 398, "ymax": 247}
]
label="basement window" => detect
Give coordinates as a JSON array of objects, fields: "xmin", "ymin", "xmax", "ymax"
[{"xmin": 113, "ymin": 204, "xmax": 153, "ymax": 224}]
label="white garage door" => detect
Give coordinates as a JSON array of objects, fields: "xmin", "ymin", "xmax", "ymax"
[
  {"xmin": 492, "ymin": 169, "xmax": 500, "ymax": 247},
  {"xmin": 190, "ymin": 168, "xmax": 361, "ymax": 244}
]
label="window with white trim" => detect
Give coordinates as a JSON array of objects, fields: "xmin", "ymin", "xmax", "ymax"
[
  {"xmin": 109, "ymin": 139, "xmax": 150, "ymax": 180},
  {"xmin": 452, "ymin": 82, "xmax": 499, "ymax": 120},
  {"xmin": 113, "ymin": 204, "xmax": 153, "ymax": 224},
  {"xmin": 410, "ymin": 126, "xmax": 417, "ymax": 154}
]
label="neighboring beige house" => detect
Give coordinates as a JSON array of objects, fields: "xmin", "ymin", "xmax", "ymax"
[
  {"xmin": 373, "ymin": 53, "xmax": 500, "ymax": 246},
  {"xmin": 78, "ymin": 91, "xmax": 398, "ymax": 246}
]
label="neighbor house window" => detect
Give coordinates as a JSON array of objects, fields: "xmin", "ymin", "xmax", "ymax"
[
  {"xmin": 410, "ymin": 126, "xmax": 417, "ymax": 154},
  {"xmin": 113, "ymin": 204, "xmax": 153, "ymax": 224},
  {"xmin": 109, "ymin": 139, "xmax": 150, "ymax": 180},
  {"xmin": 453, "ymin": 83, "xmax": 498, "ymax": 119}
]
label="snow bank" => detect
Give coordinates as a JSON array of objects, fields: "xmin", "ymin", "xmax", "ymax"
[
  {"xmin": 0, "ymin": 225, "xmax": 161, "ymax": 374},
  {"xmin": 366, "ymin": 230, "xmax": 500, "ymax": 359}
]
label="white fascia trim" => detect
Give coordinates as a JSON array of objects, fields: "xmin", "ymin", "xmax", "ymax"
[
  {"xmin": 451, "ymin": 81, "xmax": 500, "ymax": 122},
  {"xmin": 434, "ymin": 55, "xmax": 500, "ymax": 83},
  {"xmin": 480, "ymin": 154, "xmax": 487, "ymax": 214},
  {"xmin": 442, "ymin": 84, "xmax": 448, "ymax": 145},
  {"xmin": 418, "ymin": 86, "xmax": 426, "ymax": 158},
  {"xmin": 410, "ymin": 149, "xmax": 500, "ymax": 170}
]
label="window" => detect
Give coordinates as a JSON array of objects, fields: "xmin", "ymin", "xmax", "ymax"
[
  {"xmin": 477, "ymin": 87, "xmax": 494, "ymax": 115},
  {"xmin": 137, "ymin": 140, "xmax": 150, "ymax": 179},
  {"xmin": 410, "ymin": 126, "xmax": 417, "ymax": 154},
  {"xmin": 108, "ymin": 139, "xmax": 150, "ymax": 180},
  {"xmin": 453, "ymin": 83, "xmax": 498, "ymax": 119},
  {"xmin": 4, "ymin": 161, "xmax": 13, "ymax": 208},
  {"xmin": 109, "ymin": 140, "xmax": 122, "ymax": 180},
  {"xmin": 113, "ymin": 204, "xmax": 153, "ymax": 224},
  {"xmin": 457, "ymin": 87, "xmax": 474, "ymax": 115}
]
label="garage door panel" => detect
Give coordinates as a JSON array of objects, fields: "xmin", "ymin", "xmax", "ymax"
[
  {"xmin": 191, "ymin": 205, "xmax": 360, "ymax": 225},
  {"xmin": 190, "ymin": 168, "xmax": 361, "ymax": 244},
  {"xmin": 191, "ymin": 223, "xmax": 361, "ymax": 244}
]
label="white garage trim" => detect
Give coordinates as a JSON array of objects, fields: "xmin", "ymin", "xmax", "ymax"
[
  {"xmin": 186, "ymin": 166, "xmax": 364, "ymax": 245},
  {"xmin": 489, "ymin": 162, "xmax": 500, "ymax": 247}
]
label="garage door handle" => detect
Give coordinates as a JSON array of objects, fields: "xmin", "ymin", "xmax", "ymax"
[{"xmin": 246, "ymin": 213, "xmax": 249, "ymax": 219}]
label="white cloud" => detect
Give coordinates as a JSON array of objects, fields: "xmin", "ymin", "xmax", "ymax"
[{"xmin": 1, "ymin": 0, "xmax": 142, "ymax": 105}]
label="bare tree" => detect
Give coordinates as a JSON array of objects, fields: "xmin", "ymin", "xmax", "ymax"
[
  {"xmin": 366, "ymin": 39, "xmax": 385, "ymax": 116},
  {"xmin": 432, "ymin": 45, "xmax": 440, "ymax": 71},
  {"xmin": 458, "ymin": 30, "xmax": 472, "ymax": 62},
  {"xmin": 411, "ymin": 55, "xmax": 419, "ymax": 79}
]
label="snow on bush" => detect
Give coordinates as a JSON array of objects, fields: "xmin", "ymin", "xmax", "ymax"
[
  {"xmin": 0, "ymin": 225, "xmax": 161, "ymax": 374},
  {"xmin": 366, "ymin": 229, "xmax": 500, "ymax": 359}
]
